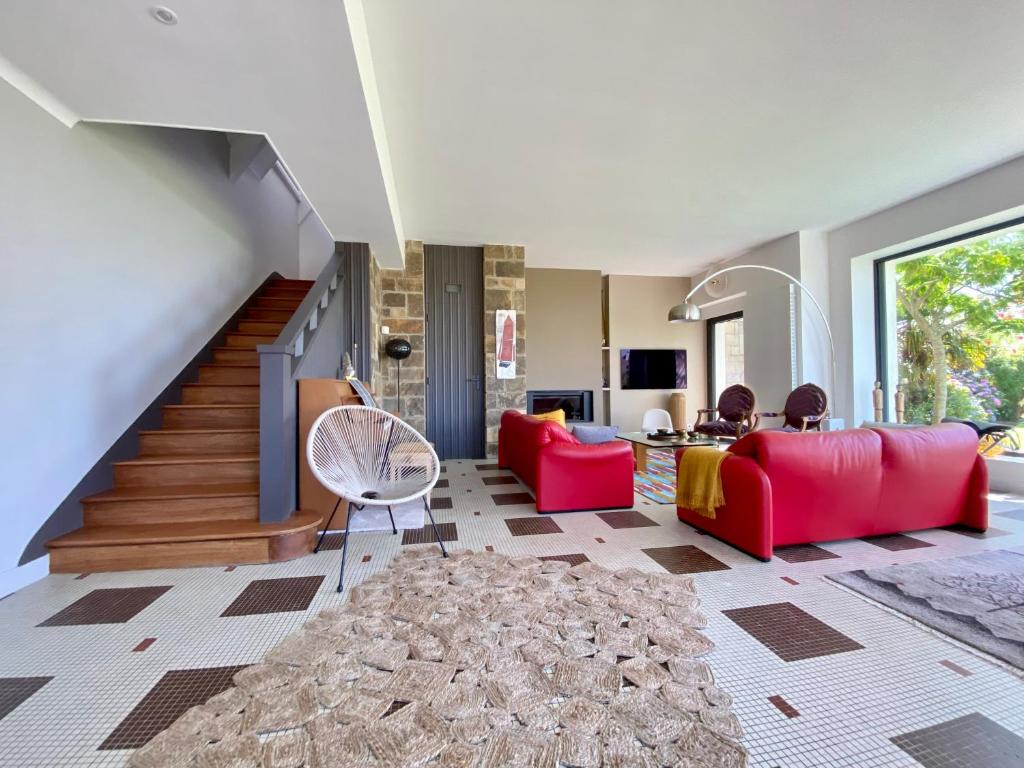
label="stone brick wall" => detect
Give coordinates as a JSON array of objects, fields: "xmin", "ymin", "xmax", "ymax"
[
  {"xmin": 483, "ymin": 244, "xmax": 527, "ymax": 456},
  {"xmin": 378, "ymin": 241, "xmax": 427, "ymax": 435}
]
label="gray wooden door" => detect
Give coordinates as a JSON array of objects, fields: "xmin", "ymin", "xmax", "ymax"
[{"xmin": 424, "ymin": 245, "xmax": 485, "ymax": 459}]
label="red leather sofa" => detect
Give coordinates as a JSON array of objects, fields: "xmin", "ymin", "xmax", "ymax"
[
  {"xmin": 675, "ymin": 423, "xmax": 988, "ymax": 561},
  {"xmin": 498, "ymin": 410, "xmax": 635, "ymax": 512}
]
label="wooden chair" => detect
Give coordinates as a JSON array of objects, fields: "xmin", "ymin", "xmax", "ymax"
[
  {"xmin": 694, "ymin": 384, "xmax": 758, "ymax": 439},
  {"xmin": 758, "ymin": 383, "xmax": 828, "ymax": 432}
]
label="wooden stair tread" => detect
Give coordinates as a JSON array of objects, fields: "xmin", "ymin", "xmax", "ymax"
[
  {"xmin": 138, "ymin": 428, "xmax": 258, "ymax": 436},
  {"xmin": 182, "ymin": 383, "xmax": 259, "ymax": 388},
  {"xmin": 48, "ymin": 511, "xmax": 320, "ymax": 548},
  {"xmin": 114, "ymin": 452, "xmax": 258, "ymax": 467},
  {"xmin": 200, "ymin": 363, "xmax": 259, "ymax": 369},
  {"xmin": 164, "ymin": 404, "xmax": 257, "ymax": 410},
  {"xmin": 83, "ymin": 482, "xmax": 259, "ymax": 502}
]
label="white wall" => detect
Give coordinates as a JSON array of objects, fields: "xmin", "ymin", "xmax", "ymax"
[
  {"xmin": 0, "ymin": 80, "xmax": 308, "ymax": 593},
  {"xmin": 828, "ymin": 155, "xmax": 1024, "ymax": 426},
  {"xmin": 607, "ymin": 274, "xmax": 704, "ymax": 430},
  {"xmin": 299, "ymin": 209, "xmax": 336, "ymax": 280}
]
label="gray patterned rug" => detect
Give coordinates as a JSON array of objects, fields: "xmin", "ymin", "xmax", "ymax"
[
  {"xmin": 827, "ymin": 549, "xmax": 1024, "ymax": 669},
  {"xmin": 129, "ymin": 548, "xmax": 746, "ymax": 767}
]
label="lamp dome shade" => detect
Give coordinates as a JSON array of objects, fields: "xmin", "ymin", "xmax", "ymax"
[
  {"xmin": 384, "ymin": 338, "xmax": 412, "ymax": 360},
  {"xmin": 668, "ymin": 301, "xmax": 701, "ymax": 322}
]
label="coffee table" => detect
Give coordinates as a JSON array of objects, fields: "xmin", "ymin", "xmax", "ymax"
[{"xmin": 615, "ymin": 431, "xmax": 720, "ymax": 472}]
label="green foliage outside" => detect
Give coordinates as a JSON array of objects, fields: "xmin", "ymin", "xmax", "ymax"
[{"xmin": 895, "ymin": 231, "xmax": 1024, "ymax": 426}]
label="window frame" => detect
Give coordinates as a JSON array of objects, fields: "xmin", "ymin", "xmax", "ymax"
[{"xmin": 705, "ymin": 310, "xmax": 744, "ymax": 409}]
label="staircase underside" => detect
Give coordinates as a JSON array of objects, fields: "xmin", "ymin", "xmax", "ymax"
[{"xmin": 46, "ymin": 277, "xmax": 321, "ymax": 573}]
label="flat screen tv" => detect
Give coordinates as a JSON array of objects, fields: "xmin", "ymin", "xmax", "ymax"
[{"xmin": 620, "ymin": 349, "xmax": 687, "ymax": 390}]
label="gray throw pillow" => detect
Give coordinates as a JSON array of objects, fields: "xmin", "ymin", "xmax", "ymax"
[{"xmin": 572, "ymin": 424, "xmax": 620, "ymax": 444}]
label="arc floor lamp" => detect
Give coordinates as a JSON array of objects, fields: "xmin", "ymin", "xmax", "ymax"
[{"xmin": 668, "ymin": 264, "xmax": 837, "ymax": 410}]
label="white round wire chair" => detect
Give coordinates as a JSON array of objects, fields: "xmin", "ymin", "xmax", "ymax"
[{"xmin": 307, "ymin": 405, "xmax": 447, "ymax": 591}]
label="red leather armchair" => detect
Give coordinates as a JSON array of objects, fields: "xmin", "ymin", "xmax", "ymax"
[
  {"xmin": 498, "ymin": 411, "xmax": 635, "ymax": 513},
  {"xmin": 675, "ymin": 423, "xmax": 988, "ymax": 561}
]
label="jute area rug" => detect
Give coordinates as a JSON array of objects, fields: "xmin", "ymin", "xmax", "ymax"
[{"xmin": 130, "ymin": 547, "xmax": 747, "ymax": 768}]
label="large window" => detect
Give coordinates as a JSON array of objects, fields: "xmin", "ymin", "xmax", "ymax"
[{"xmin": 875, "ymin": 221, "xmax": 1024, "ymax": 437}]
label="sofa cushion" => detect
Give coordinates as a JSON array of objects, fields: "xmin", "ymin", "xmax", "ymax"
[
  {"xmin": 572, "ymin": 424, "xmax": 620, "ymax": 444},
  {"xmin": 532, "ymin": 408, "xmax": 566, "ymax": 429}
]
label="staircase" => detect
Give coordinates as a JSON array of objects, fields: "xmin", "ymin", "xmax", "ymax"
[{"xmin": 47, "ymin": 278, "xmax": 321, "ymax": 572}]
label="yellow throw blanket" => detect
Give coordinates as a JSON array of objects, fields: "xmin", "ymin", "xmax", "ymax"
[{"xmin": 676, "ymin": 446, "xmax": 729, "ymax": 518}]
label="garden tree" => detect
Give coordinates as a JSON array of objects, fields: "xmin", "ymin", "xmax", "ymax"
[{"xmin": 896, "ymin": 235, "xmax": 1024, "ymax": 423}]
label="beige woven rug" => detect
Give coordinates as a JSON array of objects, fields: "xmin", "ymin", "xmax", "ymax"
[{"xmin": 130, "ymin": 548, "xmax": 747, "ymax": 768}]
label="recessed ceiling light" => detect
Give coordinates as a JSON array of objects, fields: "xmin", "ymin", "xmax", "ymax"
[{"xmin": 150, "ymin": 6, "xmax": 178, "ymax": 25}]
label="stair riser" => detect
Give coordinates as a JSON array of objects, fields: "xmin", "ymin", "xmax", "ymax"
[
  {"xmin": 253, "ymin": 298, "xmax": 303, "ymax": 311},
  {"xmin": 237, "ymin": 321, "xmax": 285, "ymax": 335},
  {"xmin": 182, "ymin": 386, "xmax": 260, "ymax": 405},
  {"xmin": 198, "ymin": 366, "xmax": 259, "ymax": 385},
  {"xmin": 163, "ymin": 407, "xmax": 258, "ymax": 429},
  {"xmin": 244, "ymin": 309, "xmax": 294, "ymax": 323},
  {"xmin": 139, "ymin": 431, "xmax": 258, "ymax": 456},
  {"xmin": 115, "ymin": 459, "xmax": 258, "ymax": 487},
  {"xmin": 263, "ymin": 288, "xmax": 309, "ymax": 300},
  {"xmin": 49, "ymin": 539, "xmax": 272, "ymax": 573},
  {"xmin": 212, "ymin": 349, "xmax": 257, "ymax": 364},
  {"xmin": 84, "ymin": 495, "xmax": 258, "ymax": 526},
  {"xmin": 225, "ymin": 334, "xmax": 276, "ymax": 348}
]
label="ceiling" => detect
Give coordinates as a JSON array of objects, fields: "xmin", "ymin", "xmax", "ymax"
[
  {"xmin": 3, "ymin": 2, "xmax": 1024, "ymax": 275},
  {"xmin": 362, "ymin": 0, "xmax": 1024, "ymax": 275},
  {"xmin": 0, "ymin": 0, "xmax": 405, "ymax": 265}
]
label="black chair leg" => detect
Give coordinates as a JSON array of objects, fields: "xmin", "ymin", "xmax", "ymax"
[
  {"xmin": 337, "ymin": 502, "xmax": 355, "ymax": 593},
  {"xmin": 423, "ymin": 496, "xmax": 449, "ymax": 558},
  {"xmin": 387, "ymin": 505, "xmax": 397, "ymax": 535},
  {"xmin": 314, "ymin": 497, "xmax": 342, "ymax": 553}
]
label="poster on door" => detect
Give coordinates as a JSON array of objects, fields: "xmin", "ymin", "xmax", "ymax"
[{"xmin": 496, "ymin": 309, "xmax": 516, "ymax": 379}]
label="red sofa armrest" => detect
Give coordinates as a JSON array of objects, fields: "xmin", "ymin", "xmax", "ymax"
[
  {"xmin": 962, "ymin": 452, "xmax": 989, "ymax": 531},
  {"xmin": 535, "ymin": 441, "xmax": 634, "ymax": 512},
  {"xmin": 676, "ymin": 453, "xmax": 774, "ymax": 561}
]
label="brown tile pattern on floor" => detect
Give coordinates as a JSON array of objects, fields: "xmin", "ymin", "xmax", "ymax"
[
  {"xmin": 430, "ymin": 496, "xmax": 453, "ymax": 510},
  {"xmin": 482, "ymin": 475, "xmax": 519, "ymax": 486},
  {"xmin": 491, "ymin": 492, "xmax": 535, "ymax": 506},
  {"xmin": 942, "ymin": 524, "xmax": 1010, "ymax": 539},
  {"xmin": 891, "ymin": 712, "xmax": 1024, "ymax": 768},
  {"xmin": 38, "ymin": 587, "xmax": 172, "ymax": 626},
  {"xmin": 768, "ymin": 695, "xmax": 800, "ymax": 718},
  {"xmin": 860, "ymin": 533, "xmax": 934, "ymax": 551},
  {"xmin": 435, "ymin": 478, "xmax": 450, "ymax": 489},
  {"xmin": 361, "ymin": 555, "xmax": 372, "ymax": 563},
  {"xmin": 538, "ymin": 553, "xmax": 590, "ymax": 566},
  {"xmin": 774, "ymin": 544, "xmax": 840, "ymax": 563},
  {"xmin": 0, "ymin": 677, "xmax": 52, "ymax": 722},
  {"xmin": 133, "ymin": 638, "xmax": 156, "ymax": 653},
  {"xmin": 642, "ymin": 545, "xmax": 730, "ymax": 574},
  {"xmin": 505, "ymin": 517, "xmax": 563, "ymax": 536},
  {"xmin": 99, "ymin": 666, "xmax": 245, "ymax": 750},
  {"xmin": 220, "ymin": 576, "xmax": 324, "ymax": 617},
  {"xmin": 401, "ymin": 522, "xmax": 458, "ymax": 545},
  {"xmin": 475, "ymin": 463, "xmax": 501, "ymax": 471},
  {"xmin": 723, "ymin": 602, "xmax": 864, "ymax": 662},
  {"xmin": 596, "ymin": 510, "xmax": 659, "ymax": 529},
  {"xmin": 316, "ymin": 532, "xmax": 346, "ymax": 551},
  {"xmin": 781, "ymin": 577, "xmax": 799, "ymax": 586},
  {"xmin": 595, "ymin": 537, "xmax": 605, "ymax": 544},
  {"xmin": 939, "ymin": 660, "xmax": 972, "ymax": 677}
]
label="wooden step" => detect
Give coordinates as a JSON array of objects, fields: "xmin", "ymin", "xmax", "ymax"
[
  {"xmin": 225, "ymin": 333, "xmax": 276, "ymax": 348},
  {"xmin": 139, "ymin": 428, "xmax": 258, "ymax": 456},
  {"xmin": 47, "ymin": 512, "xmax": 319, "ymax": 572},
  {"xmin": 212, "ymin": 347, "xmax": 258, "ymax": 365},
  {"xmin": 244, "ymin": 308, "xmax": 294, "ymax": 323},
  {"xmin": 181, "ymin": 384, "xmax": 259, "ymax": 405},
  {"xmin": 113, "ymin": 453, "xmax": 259, "ymax": 487},
  {"xmin": 237, "ymin": 320, "xmax": 285, "ymax": 335},
  {"xmin": 254, "ymin": 297, "xmax": 303, "ymax": 311},
  {"xmin": 270, "ymin": 278, "xmax": 314, "ymax": 289},
  {"xmin": 163, "ymin": 404, "xmax": 258, "ymax": 429},
  {"xmin": 82, "ymin": 482, "xmax": 259, "ymax": 525},
  {"xmin": 198, "ymin": 364, "xmax": 259, "ymax": 385},
  {"xmin": 263, "ymin": 287, "xmax": 310, "ymax": 300}
]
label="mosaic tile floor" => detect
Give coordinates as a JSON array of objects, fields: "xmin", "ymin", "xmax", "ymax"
[{"xmin": 2, "ymin": 461, "xmax": 1024, "ymax": 767}]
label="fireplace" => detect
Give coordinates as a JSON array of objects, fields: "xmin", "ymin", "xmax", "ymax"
[{"xmin": 527, "ymin": 390, "xmax": 593, "ymax": 423}]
